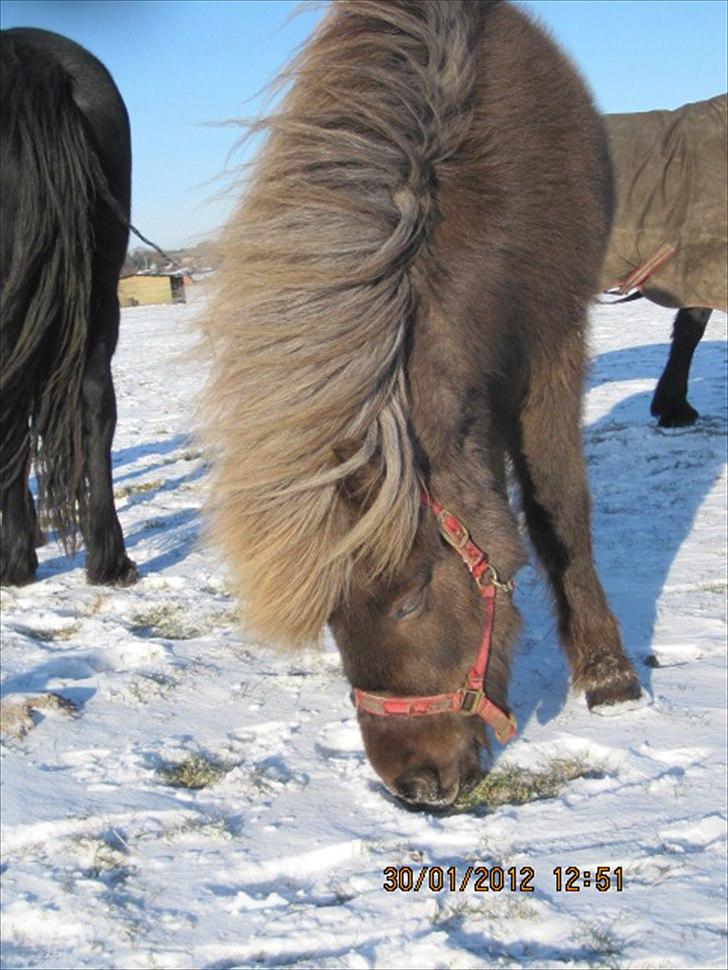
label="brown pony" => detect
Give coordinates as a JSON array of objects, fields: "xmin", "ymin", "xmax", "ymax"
[{"xmin": 202, "ymin": 0, "xmax": 641, "ymax": 808}]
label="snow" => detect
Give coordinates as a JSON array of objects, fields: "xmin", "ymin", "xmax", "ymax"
[{"xmin": 1, "ymin": 290, "xmax": 726, "ymax": 969}]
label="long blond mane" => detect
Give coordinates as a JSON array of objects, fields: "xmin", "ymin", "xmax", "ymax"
[{"xmin": 202, "ymin": 1, "xmax": 486, "ymax": 645}]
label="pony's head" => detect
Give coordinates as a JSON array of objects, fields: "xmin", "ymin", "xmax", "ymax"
[{"xmin": 331, "ymin": 495, "xmax": 520, "ymax": 806}]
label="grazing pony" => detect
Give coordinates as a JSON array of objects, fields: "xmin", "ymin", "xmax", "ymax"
[
  {"xmin": 1, "ymin": 28, "xmax": 136, "ymax": 586},
  {"xmin": 203, "ymin": 0, "xmax": 640, "ymax": 808},
  {"xmin": 602, "ymin": 95, "xmax": 728, "ymax": 427}
]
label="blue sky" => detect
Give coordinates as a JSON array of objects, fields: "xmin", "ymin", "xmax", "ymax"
[{"xmin": 1, "ymin": 0, "xmax": 726, "ymax": 249}]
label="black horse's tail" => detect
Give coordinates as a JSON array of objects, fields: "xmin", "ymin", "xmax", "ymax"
[{"xmin": 1, "ymin": 49, "xmax": 112, "ymax": 552}]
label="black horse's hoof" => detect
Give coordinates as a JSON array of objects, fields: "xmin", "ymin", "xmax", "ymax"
[
  {"xmin": 655, "ymin": 403, "xmax": 700, "ymax": 428},
  {"xmin": 0, "ymin": 567, "xmax": 37, "ymax": 587},
  {"xmin": 651, "ymin": 390, "xmax": 699, "ymax": 428},
  {"xmin": 112, "ymin": 558, "xmax": 139, "ymax": 587},
  {"xmin": 86, "ymin": 555, "xmax": 138, "ymax": 587},
  {"xmin": 1, "ymin": 549, "xmax": 39, "ymax": 587}
]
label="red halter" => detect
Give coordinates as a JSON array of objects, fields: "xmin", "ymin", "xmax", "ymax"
[{"xmin": 352, "ymin": 492, "xmax": 517, "ymax": 744}]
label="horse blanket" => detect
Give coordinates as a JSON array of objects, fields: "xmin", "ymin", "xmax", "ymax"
[{"xmin": 601, "ymin": 94, "xmax": 728, "ymax": 310}]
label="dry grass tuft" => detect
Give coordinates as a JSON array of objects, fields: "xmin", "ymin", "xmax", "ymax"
[
  {"xmin": 454, "ymin": 758, "xmax": 600, "ymax": 811},
  {"xmin": 158, "ymin": 754, "xmax": 231, "ymax": 790},
  {"xmin": 0, "ymin": 693, "xmax": 78, "ymax": 741}
]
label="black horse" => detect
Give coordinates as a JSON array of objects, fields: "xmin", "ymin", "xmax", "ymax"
[{"xmin": 1, "ymin": 28, "xmax": 136, "ymax": 586}]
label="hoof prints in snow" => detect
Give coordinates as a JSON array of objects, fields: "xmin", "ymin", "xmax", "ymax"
[{"xmin": 0, "ymin": 299, "xmax": 726, "ymax": 969}]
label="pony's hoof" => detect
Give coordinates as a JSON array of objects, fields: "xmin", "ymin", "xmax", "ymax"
[
  {"xmin": 87, "ymin": 556, "xmax": 138, "ymax": 587},
  {"xmin": 652, "ymin": 399, "xmax": 699, "ymax": 428},
  {"xmin": 586, "ymin": 670, "xmax": 642, "ymax": 709}
]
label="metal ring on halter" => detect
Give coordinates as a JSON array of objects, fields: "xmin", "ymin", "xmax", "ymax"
[{"xmin": 476, "ymin": 562, "xmax": 515, "ymax": 593}]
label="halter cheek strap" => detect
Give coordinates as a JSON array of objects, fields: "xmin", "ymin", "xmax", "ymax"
[{"xmin": 352, "ymin": 492, "xmax": 517, "ymax": 744}]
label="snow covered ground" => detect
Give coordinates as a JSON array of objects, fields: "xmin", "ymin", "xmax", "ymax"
[{"xmin": 1, "ymin": 290, "xmax": 726, "ymax": 969}]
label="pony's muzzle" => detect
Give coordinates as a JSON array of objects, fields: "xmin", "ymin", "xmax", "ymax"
[{"xmin": 393, "ymin": 764, "xmax": 461, "ymax": 808}]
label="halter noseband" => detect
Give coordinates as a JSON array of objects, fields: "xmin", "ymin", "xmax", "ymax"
[{"xmin": 352, "ymin": 492, "xmax": 517, "ymax": 744}]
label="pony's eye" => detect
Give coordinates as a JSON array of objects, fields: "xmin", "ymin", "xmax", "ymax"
[{"xmin": 391, "ymin": 587, "xmax": 426, "ymax": 621}]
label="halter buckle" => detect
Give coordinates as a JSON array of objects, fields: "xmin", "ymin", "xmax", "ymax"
[
  {"xmin": 437, "ymin": 509, "xmax": 469, "ymax": 550},
  {"xmin": 476, "ymin": 563, "xmax": 514, "ymax": 593},
  {"xmin": 459, "ymin": 688, "xmax": 483, "ymax": 715}
]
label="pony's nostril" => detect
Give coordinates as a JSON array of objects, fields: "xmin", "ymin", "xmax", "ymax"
[{"xmin": 394, "ymin": 766, "xmax": 458, "ymax": 807}]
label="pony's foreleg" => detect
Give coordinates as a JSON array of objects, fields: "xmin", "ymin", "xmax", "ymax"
[
  {"xmin": 510, "ymin": 335, "xmax": 641, "ymax": 708},
  {"xmin": 0, "ymin": 431, "xmax": 38, "ymax": 585},
  {"xmin": 80, "ymin": 327, "xmax": 137, "ymax": 586},
  {"xmin": 651, "ymin": 307, "xmax": 711, "ymax": 427}
]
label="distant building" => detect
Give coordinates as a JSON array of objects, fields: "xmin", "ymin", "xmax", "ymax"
[{"xmin": 118, "ymin": 271, "xmax": 191, "ymax": 308}]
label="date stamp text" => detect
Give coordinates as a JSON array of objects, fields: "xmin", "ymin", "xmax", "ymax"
[{"xmin": 382, "ymin": 865, "xmax": 623, "ymax": 893}]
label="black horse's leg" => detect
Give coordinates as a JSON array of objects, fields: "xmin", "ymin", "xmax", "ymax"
[
  {"xmin": 81, "ymin": 294, "xmax": 136, "ymax": 586},
  {"xmin": 651, "ymin": 307, "xmax": 712, "ymax": 427},
  {"xmin": 510, "ymin": 331, "xmax": 641, "ymax": 708},
  {"xmin": 1, "ymin": 431, "xmax": 38, "ymax": 585},
  {"xmin": 31, "ymin": 487, "xmax": 47, "ymax": 546}
]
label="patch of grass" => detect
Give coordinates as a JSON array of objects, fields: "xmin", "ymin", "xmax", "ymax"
[
  {"xmin": 158, "ymin": 753, "xmax": 231, "ymax": 790},
  {"xmin": 130, "ymin": 604, "xmax": 207, "ymax": 640},
  {"xmin": 1, "ymin": 693, "xmax": 78, "ymax": 740},
  {"xmin": 454, "ymin": 758, "xmax": 600, "ymax": 812},
  {"xmin": 71, "ymin": 833, "xmax": 132, "ymax": 884},
  {"xmin": 212, "ymin": 608, "xmax": 238, "ymax": 627},
  {"xmin": 22, "ymin": 622, "xmax": 80, "ymax": 642},
  {"xmin": 161, "ymin": 817, "xmax": 234, "ymax": 843},
  {"xmin": 126, "ymin": 671, "xmax": 179, "ymax": 704},
  {"xmin": 114, "ymin": 478, "xmax": 164, "ymax": 499},
  {"xmin": 580, "ymin": 921, "xmax": 623, "ymax": 966},
  {"xmin": 238, "ymin": 766, "xmax": 276, "ymax": 798},
  {"xmin": 83, "ymin": 593, "xmax": 109, "ymax": 616},
  {"xmin": 130, "ymin": 603, "xmax": 237, "ymax": 641},
  {"xmin": 432, "ymin": 895, "xmax": 538, "ymax": 927},
  {"xmin": 166, "ymin": 449, "xmax": 203, "ymax": 463}
]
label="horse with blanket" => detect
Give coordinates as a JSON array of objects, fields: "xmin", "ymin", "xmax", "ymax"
[{"xmin": 601, "ymin": 94, "xmax": 727, "ymax": 427}]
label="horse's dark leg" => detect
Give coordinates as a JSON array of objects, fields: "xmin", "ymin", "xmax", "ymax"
[
  {"xmin": 81, "ymin": 294, "xmax": 136, "ymax": 586},
  {"xmin": 510, "ymin": 336, "xmax": 641, "ymax": 708},
  {"xmin": 1, "ymin": 432, "xmax": 37, "ymax": 585},
  {"xmin": 651, "ymin": 307, "xmax": 712, "ymax": 427}
]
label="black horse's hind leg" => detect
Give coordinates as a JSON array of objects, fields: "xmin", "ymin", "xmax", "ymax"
[
  {"xmin": 0, "ymin": 432, "xmax": 38, "ymax": 585},
  {"xmin": 81, "ymin": 298, "xmax": 136, "ymax": 586},
  {"xmin": 651, "ymin": 307, "xmax": 712, "ymax": 427},
  {"xmin": 31, "ymin": 487, "xmax": 47, "ymax": 546},
  {"xmin": 510, "ymin": 333, "xmax": 641, "ymax": 708}
]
